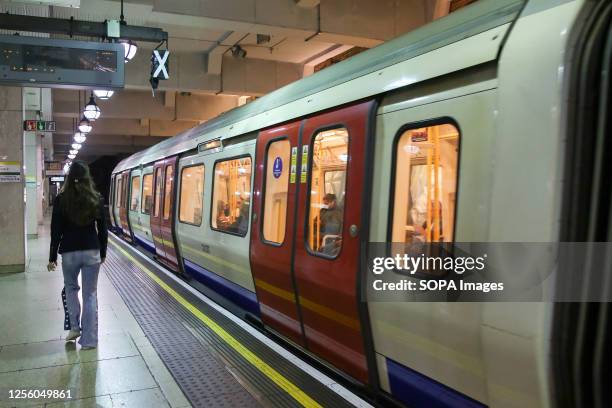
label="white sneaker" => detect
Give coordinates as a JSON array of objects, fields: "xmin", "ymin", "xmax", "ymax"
[{"xmin": 65, "ymin": 330, "xmax": 81, "ymax": 341}]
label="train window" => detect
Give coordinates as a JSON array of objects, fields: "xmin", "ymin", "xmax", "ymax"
[
  {"xmin": 141, "ymin": 174, "xmax": 153, "ymax": 214},
  {"xmin": 163, "ymin": 166, "xmax": 174, "ymax": 220},
  {"xmin": 211, "ymin": 157, "xmax": 252, "ymax": 236},
  {"xmin": 179, "ymin": 165, "xmax": 205, "ymax": 226},
  {"xmin": 115, "ymin": 177, "xmax": 122, "ymax": 208},
  {"xmin": 262, "ymin": 140, "xmax": 290, "ymax": 244},
  {"xmin": 306, "ymin": 128, "xmax": 348, "ymax": 258},
  {"xmin": 391, "ymin": 123, "xmax": 459, "ymax": 243},
  {"xmin": 130, "ymin": 175, "xmax": 141, "ymax": 212},
  {"xmin": 153, "ymin": 167, "xmax": 162, "ymax": 217}
]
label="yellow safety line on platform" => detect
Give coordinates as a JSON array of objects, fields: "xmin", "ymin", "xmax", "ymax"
[{"xmin": 109, "ymin": 239, "xmax": 322, "ymax": 408}]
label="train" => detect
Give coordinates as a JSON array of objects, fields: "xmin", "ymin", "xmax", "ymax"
[{"xmin": 109, "ymin": 0, "xmax": 611, "ymax": 406}]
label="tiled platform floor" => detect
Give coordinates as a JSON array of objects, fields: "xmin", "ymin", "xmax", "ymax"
[{"xmin": 0, "ymin": 219, "xmax": 191, "ymax": 408}]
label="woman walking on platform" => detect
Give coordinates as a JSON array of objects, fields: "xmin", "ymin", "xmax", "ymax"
[{"xmin": 47, "ymin": 160, "xmax": 107, "ymax": 350}]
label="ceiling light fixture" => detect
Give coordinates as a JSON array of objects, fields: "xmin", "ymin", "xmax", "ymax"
[
  {"xmin": 94, "ymin": 89, "xmax": 114, "ymax": 100},
  {"xmin": 71, "ymin": 143, "xmax": 82, "ymax": 150},
  {"xmin": 116, "ymin": 0, "xmax": 137, "ymax": 63},
  {"xmin": 119, "ymin": 39, "xmax": 138, "ymax": 62},
  {"xmin": 73, "ymin": 132, "xmax": 87, "ymax": 144},
  {"xmin": 83, "ymin": 92, "xmax": 101, "ymax": 121},
  {"xmin": 78, "ymin": 116, "xmax": 92, "ymax": 133},
  {"xmin": 69, "ymin": 149, "xmax": 78, "ymax": 155},
  {"xmin": 67, "ymin": 154, "xmax": 76, "ymax": 159}
]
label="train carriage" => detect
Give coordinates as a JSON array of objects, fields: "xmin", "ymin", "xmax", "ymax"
[{"xmin": 109, "ymin": 0, "xmax": 612, "ymax": 406}]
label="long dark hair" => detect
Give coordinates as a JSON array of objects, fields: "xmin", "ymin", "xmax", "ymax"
[{"xmin": 60, "ymin": 160, "xmax": 100, "ymax": 225}]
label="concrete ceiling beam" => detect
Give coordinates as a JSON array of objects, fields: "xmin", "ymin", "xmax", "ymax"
[
  {"xmin": 52, "ymin": 89, "xmax": 239, "ymax": 122},
  {"xmin": 124, "ymin": 50, "xmax": 222, "ymax": 93},
  {"xmin": 53, "ymin": 117, "xmax": 199, "ymax": 138},
  {"xmin": 220, "ymin": 55, "xmax": 302, "ymax": 96},
  {"xmin": 58, "ymin": 0, "xmax": 418, "ymax": 48}
]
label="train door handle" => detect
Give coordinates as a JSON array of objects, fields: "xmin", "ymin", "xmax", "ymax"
[
  {"xmin": 252, "ymin": 213, "xmax": 257, "ymax": 223},
  {"xmin": 349, "ymin": 224, "xmax": 359, "ymax": 238}
]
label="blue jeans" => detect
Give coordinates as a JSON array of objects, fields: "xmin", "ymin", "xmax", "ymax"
[{"xmin": 61, "ymin": 250, "xmax": 101, "ymax": 347}]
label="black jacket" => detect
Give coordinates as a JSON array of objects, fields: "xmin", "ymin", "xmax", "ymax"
[{"xmin": 49, "ymin": 194, "xmax": 108, "ymax": 263}]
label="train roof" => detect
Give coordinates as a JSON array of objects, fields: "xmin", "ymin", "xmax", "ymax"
[{"xmin": 113, "ymin": 0, "xmax": 524, "ymax": 173}]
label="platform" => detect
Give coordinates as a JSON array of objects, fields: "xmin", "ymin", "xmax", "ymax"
[{"xmin": 0, "ymin": 219, "xmax": 370, "ymax": 408}]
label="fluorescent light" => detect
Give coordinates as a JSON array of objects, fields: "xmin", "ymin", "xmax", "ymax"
[{"xmin": 93, "ymin": 90, "xmax": 114, "ymax": 100}]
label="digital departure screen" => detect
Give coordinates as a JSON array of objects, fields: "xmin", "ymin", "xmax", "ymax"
[{"xmin": 0, "ymin": 43, "xmax": 117, "ymax": 73}]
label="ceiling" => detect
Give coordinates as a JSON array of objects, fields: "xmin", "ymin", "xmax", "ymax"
[{"xmin": 1, "ymin": 0, "xmax": 443, "ymax": 163}]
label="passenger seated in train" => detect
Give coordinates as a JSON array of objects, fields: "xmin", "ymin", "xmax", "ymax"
[
  {"xmin": 143, "ymin": 196, "xmax": 153, "ymax": 214},
  {"xmin": 410, "ymin": 204, "xmax": 444, "ymax": 243},
  {"xmin": 319, "ymin": 193, "xmax": 343, "ymax": 256},
  {"xmin": 228, "ymin": 200, "xmax": 250, "ymax": 235},
  {"xmin": 216, "ymin": 200, "xmax": 231, "ymax": 226}
]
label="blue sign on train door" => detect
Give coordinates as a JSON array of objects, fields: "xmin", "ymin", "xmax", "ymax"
[{"xmin": 273, "ymin": 157, "xmax": 283, "ymax": 178}]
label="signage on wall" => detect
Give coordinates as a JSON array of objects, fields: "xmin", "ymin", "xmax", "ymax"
[
  {"xmin": 0, "ymin": 161, "xmax": 21, "ymax": 183},
  {"xmin": 290, "ymin": 147, "xmax": 297, "ymax": 184},
  {"xmin": 300, "ymin": 145, "xmax": 309, "ymax": 184},
  {"xmin": 50, "ymin": 176, "xmax": 65, "ymax": 182},
  {"xmin": 272, "ymin": 157, "xmax": 283, "ymax": 179},
  {"xmin": 24, "ymin": 120, "xmax": 56, "ymax": 132}
]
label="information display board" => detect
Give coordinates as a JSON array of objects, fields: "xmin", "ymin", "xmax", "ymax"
[{"xmin": 0, "ymin": 35, "xmax": 124, "ymax": 88}]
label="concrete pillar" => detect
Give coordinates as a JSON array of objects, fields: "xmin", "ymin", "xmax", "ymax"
[
  {"xmin": 40, "ymin": 88, "xmax": 53, "ymax": 218},
  {"xmin": 24, "ymin": 131, "xmax": 40, "ymax": 238},
  {"xmin": 0, "ymin": 86, "xmax": 26, "ymax": 273},
  {"xmin": 23, "ymin": 87, "xmax": 41, "ymax": 239}
]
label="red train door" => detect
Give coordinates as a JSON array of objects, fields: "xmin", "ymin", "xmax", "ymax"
[
  {"xmin": 250, "ymin": 101, "xmax": 374, "ymax": 383},
  {"xmin": 119, "ymin": 171, "xmax": 132, "ymax": 241},
  {"xmin": 150, "ymin": 157, "xmax": 180, "ymax": 272},
  {"xmin": 293, "ymin": 101, "xmax": 374, "ymax": 383},
  {"xmin": 250, "ymin": 120, "xmax": 305, "ymax": 346}
]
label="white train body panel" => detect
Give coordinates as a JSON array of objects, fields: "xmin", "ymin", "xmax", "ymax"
[{"xmin": 175, "ymin": 139, "xmax": 257, "ymax": 292}]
